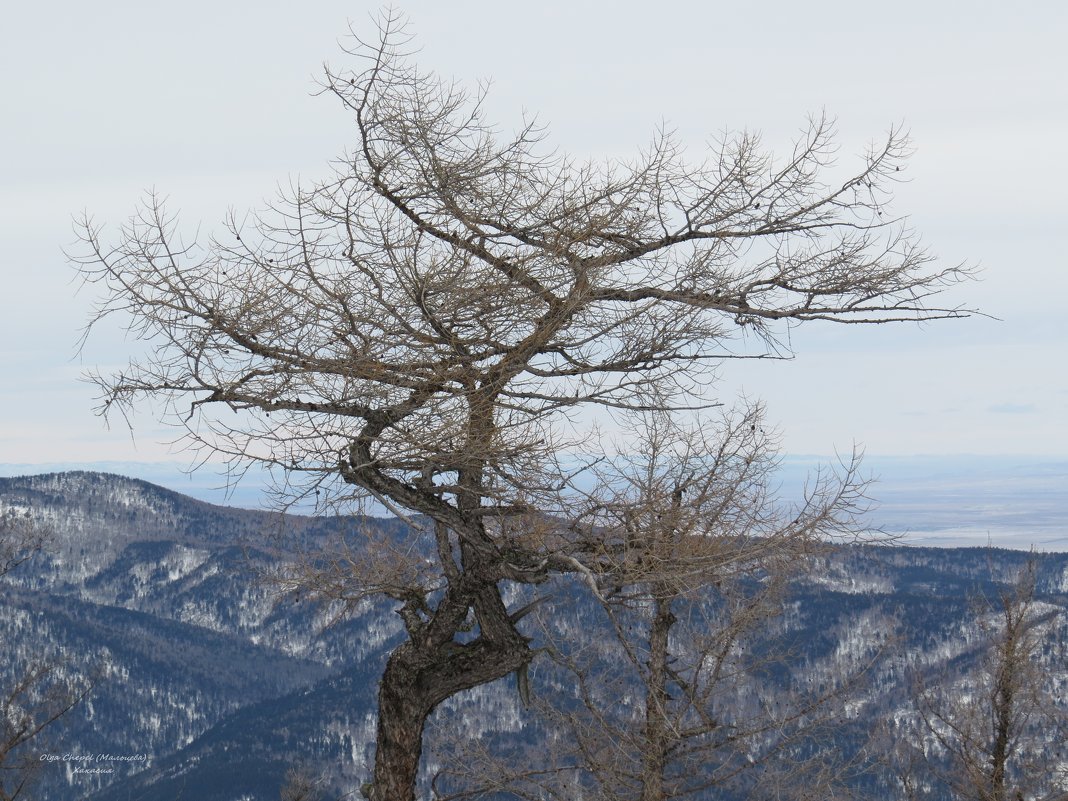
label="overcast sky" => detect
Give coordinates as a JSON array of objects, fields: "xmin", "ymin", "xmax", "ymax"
[{"xmin": 1, "ymin": 0, "xmax": 1065, "ymax": 475}]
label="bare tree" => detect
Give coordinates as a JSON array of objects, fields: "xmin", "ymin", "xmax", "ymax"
[
  {"xmin": 0, "ymin": 512, "xmax": 91, "ymax": 801},
  {"xmin": 429, "ymin": 406, "xmax": 880, "ymax": 801},
  {"xmin": 894, "ymin": 561, "xmax": 1068, "ymax": 801},
  {"xmin": 565, "ymin": 409, "xmax": 875, "ymax": 801},
  {"xmin": 278, "ymin": 759, "xmax": 364, "ymax": 801},
  {"xmin": 73, "ymin": 10, "xmax": 969, "ymax": 801},
  {"xmin": 280, "ymin": 766, "xmax": 321, "ymax": 801}
]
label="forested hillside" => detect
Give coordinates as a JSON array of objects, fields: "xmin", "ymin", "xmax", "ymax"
[{"xmin": 1, "ymin": 472, "xmax": 1066, "ymax": 800}]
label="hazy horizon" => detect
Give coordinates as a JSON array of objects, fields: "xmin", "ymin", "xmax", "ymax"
[{"xmin": 4, "ymin": 455, "xmax": 1065, "ymax": 552}]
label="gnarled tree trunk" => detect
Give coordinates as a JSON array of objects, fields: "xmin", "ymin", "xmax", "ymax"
[{"xmin": 370, "ymin": 540, "xmax": 532, "ymax": 801}]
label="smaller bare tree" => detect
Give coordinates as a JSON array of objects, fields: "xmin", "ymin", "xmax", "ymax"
[
  {"xmin": 429, "ymin": 405, "xmax": 881, "ymax": 801},
  {"xmin": 897, "ymin": 560, "xmax": 1068, "ymax": 801},
  {"xmin": 280, "ymin": 765, "xmax": 321, "ymax": 801},
  {"xmin": 279, "ymin": 760, "xmax": 366, "ymax": 801}
]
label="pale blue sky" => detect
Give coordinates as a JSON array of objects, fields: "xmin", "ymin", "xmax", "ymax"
[{"xmin": 1, "ymin": 0, "xmax": 1066, "ymax": 471}]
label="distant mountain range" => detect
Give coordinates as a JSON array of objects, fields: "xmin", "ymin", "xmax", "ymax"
[
  {"xmin": 6, "ymin": 455, "xmax": 1067, "ymax": 548},
  {"xmin": 1, "ymin": 471, "xmax": 1066, "ymax": 800}
]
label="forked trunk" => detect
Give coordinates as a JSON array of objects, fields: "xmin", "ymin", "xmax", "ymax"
[{"xmin": 369, "ymin": 581, "xmax": 531, "ymax": 801}]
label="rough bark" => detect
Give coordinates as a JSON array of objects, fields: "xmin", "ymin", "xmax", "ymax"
[{"xmin": 373, "ymin": 634, "xmax": 530, "ymax": 801}]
